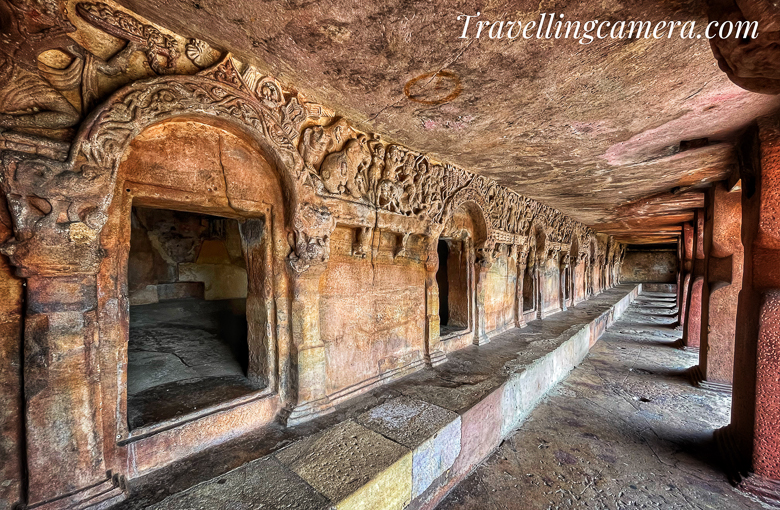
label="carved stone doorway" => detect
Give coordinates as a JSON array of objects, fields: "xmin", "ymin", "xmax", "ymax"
[{"xmin": 437, "ymin": 238, "xmax": 470, "ymax": 337}]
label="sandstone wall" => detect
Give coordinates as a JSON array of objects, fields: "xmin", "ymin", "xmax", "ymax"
[
  {"xmin": 620, "ymin": 248, "xmax": 679, "ymax": 283},
  {"xmin": 0, "ymin": 0, "xmax": 627, "ymax": 505}
]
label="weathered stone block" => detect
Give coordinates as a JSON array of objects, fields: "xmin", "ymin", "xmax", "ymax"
[
  {"xmin": 355, "ymin": 396, "xmax": 461, "ymax": 498},
  {"xmin": 275, "ymin": 420, "xmax": 412, "ymax": 508},
  {"xmin": 179, "ymin": 263, "xmax": 248, "ymax": 300}
]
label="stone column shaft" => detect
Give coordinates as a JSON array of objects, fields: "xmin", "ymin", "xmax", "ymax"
[
  {"xmin": 289, "ymin": 266, "xmax": 328, "ymax": 413},
  {"xmin": 699, "ymin": 183, "xmax": 743, "ymax": 387},
  {"xmin": 514, "ymin": 262, "xmax": 527, "ymax": 328},
  {"xmin": 24, "ymin": 274, "xmax": 110, "ymax": 506}
]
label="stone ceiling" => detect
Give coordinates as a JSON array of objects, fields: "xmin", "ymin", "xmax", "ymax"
[{"xmin": 115, "ymin": 0, "xmax": 780, "ymax": 243}]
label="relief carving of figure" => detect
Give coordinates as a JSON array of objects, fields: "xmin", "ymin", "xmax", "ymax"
[
  {"xmin": 376, "ymin": 144, "xmax": 404, "ymax": 212},
  {"xmin": 319, "ymin": 134, "xmax": 370, "ymax": 199},
  {"xmin": 367, "ymin": 137, "xmax": 385, "ymax": 201},
  {"xmin": 420, "ymin": 163, "xmax": 444, "ymax": 220},
  {"xmin": 299, "ymin": 118, "xmax": 351, "ymax": 181},
  {"xmin": 397, "ymin": 153, "xmax": 420, "ymax": 215},
  {"xmin": 288, "ymin": 202, "xmax": 336, "ymax": 274}
]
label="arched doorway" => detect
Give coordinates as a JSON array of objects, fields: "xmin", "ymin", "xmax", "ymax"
[
  {"xmin": 98, "ymin": 118, "xmax": 292, "ymax": 477},
  {"xmin": 434, "ymin": 201, "xmax": 488, "ymax": 352}
]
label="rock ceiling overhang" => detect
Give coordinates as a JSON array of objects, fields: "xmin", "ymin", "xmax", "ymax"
[{"xmin": 101, "ymin": 0, "xmax": 780, "ymax": 243}]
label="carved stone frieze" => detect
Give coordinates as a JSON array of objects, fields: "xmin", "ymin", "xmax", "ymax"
[
  {"xmin": 0, "ymin": 0, "xmax": 624, "ymax": 277},
  {"xmin": 77, "ymin": 2, "xmax": 179, "ymax": 75}
]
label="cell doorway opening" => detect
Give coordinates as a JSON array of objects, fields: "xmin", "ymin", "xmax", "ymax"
[
  {"xmin": 436, "ymin": 238, "xmax": 469, "ymax": 336},
  {"xmin": 523, "ymin": 268, "xmax": 534, "ymax": 312},
  {"xmin": 126, "ymin": 207, "xmax": 263, "ymax": 430}
]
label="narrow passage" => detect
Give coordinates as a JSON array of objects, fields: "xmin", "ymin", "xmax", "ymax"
[{"xmin": 438, "ymin": 291, "xmax": 760, "ymax": 510}]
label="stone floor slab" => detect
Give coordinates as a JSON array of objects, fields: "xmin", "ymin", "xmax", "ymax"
[
  {"xmin": 149, "ymin": 456, "xmax": 331, "ymax": 510},
  {"xmin": 437, "ymin": 292, "xmax": 762, "ymax": 510},
  {"xmin": 275, "ymin": 420, "xmax": 411, "ymax": 506}
]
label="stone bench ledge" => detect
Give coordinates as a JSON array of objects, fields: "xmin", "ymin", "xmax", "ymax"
[{"xmin": 139, "ymin": 285, "xmax": 641, "ymax": 510}]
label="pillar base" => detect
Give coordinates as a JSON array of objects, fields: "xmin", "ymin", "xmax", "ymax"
[
  {"xmin": 739, "ymin": 475, "xmax": 780, "ymax": 508},
  {"xmin": 473, "ymin": 334, "xmax": 490, "ymax": 346},
  {"xmin": 714, "ymin": 425, "xmax": 748, "ymax": 483},
  {"xmin": 426, "ymin": 349, "xmax": 447, "ymax": 367},
  {"xmin": 285, "ymin": 397, "xmax": 334, "ymax": 427},
  {"xmin": 28, "ymin": 478, "xmax": 125, "ymax": 510},
  {"xmin": 689, "ymin": 366, "xmax": 733, "ymax": 394},
  {"xmin": 286, "ymin": 355, "xmax": 428, "ymax": 425}
]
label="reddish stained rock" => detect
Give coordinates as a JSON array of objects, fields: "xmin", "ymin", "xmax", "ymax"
[
  {"xmin": 700, "ymin": 183, "xmax": 743, "ymax": 385},
  {"xmin": 754, "ymin": 290, "xmax": 780, "ymax": 480},
  {"xmin": 685, "ymin": 278, "xmax": 704, "ymax": 349}
]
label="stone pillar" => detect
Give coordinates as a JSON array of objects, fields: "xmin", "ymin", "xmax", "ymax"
[
  {"xmin": 287, "ymin": 263, "xmax": 329, "ymax": 424},
  {"xmin": 424, "ymin": 236, "xmax": 446, "ymax": 365},
  {"xmin": 474, "ymin": 246, "xmax": 492, "ymax": 345},
  {"xmin": 721, "ymin": 116, "xmax": 780, "ymax": 504},
  {"xmin": 678, "ymin": 222, "xmax": 694, "ymax": 330},
  {"xmin": 514, "ymin": 256, "xmax": 527, "ymax": 328},
  {"xmin": 0, "ymin": 204, "xmax": 23, "ymax": 510},
  {"xmin": 285, "ymin": 202, "xmax": 335, "ymax": 425},
  {"xmin": 698, "ymin": 183, "xmax": 743, "ymax": 391},
  {"xmin": 683, "ymin": 209, "xmax": 705, "ymax": 349},
  {"xmin": 559, "ymin": 254, "xmax": 570, "ymax": 312},
  {"xmin": 0, "ymin": 220, "xmax": 123, "ymax": 508}
]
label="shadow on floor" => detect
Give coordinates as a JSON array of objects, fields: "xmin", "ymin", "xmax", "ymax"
[{"xmin": 437, "ymin": 291, "xmax": 756, "ymax": 510}]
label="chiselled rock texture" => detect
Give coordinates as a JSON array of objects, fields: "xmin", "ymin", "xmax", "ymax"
[
  {"xmin": 620, "ymin": 246, "xmax": 679, "ymax": 283},
  {"xmin": 708, "ymin": 0, "xmax": 780, "ymax": 94},
  {"xmin": 2, "ymin": 0, "xmax": 780, "ymax": 508},
  {"xmin": 0, "ymin": 1, "xmax": 630, "ymax": 508}
]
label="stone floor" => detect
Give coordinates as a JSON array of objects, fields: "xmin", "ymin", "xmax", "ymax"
[
  {"xmin": 128, "ymin": 298, "xmax": 259, "ymax": 429},
  {"xmin": 437, "ymin": 292, "xmax": 763, "ymax": 510}
]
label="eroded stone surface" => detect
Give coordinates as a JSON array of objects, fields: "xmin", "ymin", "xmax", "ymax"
[
  {"xmin": 356, "ymin": 396, "xmax": 458, "ymax": 450},
  {"xmin": 275, "ymin": 420, "xmax": 411, "ymax": 505}
]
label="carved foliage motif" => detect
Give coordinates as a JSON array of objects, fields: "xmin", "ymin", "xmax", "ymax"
[{"xmin": 0, "ymin": 0, "xmax": 624, "ymax": 276}]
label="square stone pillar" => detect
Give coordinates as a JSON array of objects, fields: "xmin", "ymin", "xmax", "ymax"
[
  {"xmin": 514, "ymin": 259, "xmax": 527, "ymax": 329},
  {"xmin": 0, "ymin": 222, "xmax": 124, "ymax": 509},
  {"xmin": 718, "ymin": 116, "xmax": 780, "ymax": 505},
  {"xmin": 424, "ymin": 236, "xmax": 446, "ymax": 366},
  {"xmin": 0, "ymin": 216, "xmax": 23, "ymax": 510},
  {"xmin": 698, "ymin": 183, "xmax": 743, "ymax": 390},
  {"xmin": 559, "ymin": 253, "xmax": 570, "ymax": 312},
  {"xmin": 678, "ymin": 222, "xmax": 695, "ymax": 330},
  {"xmin": 473, "ymin": 246, "xmax": 493, "ymax": 345},
  {"xmin": 286, "ymin": 263, "xmax": 329, "ymax": 425},
  {"xmin": 683, "ymin": 209, "xmax": 706, "ymax": 349}
]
